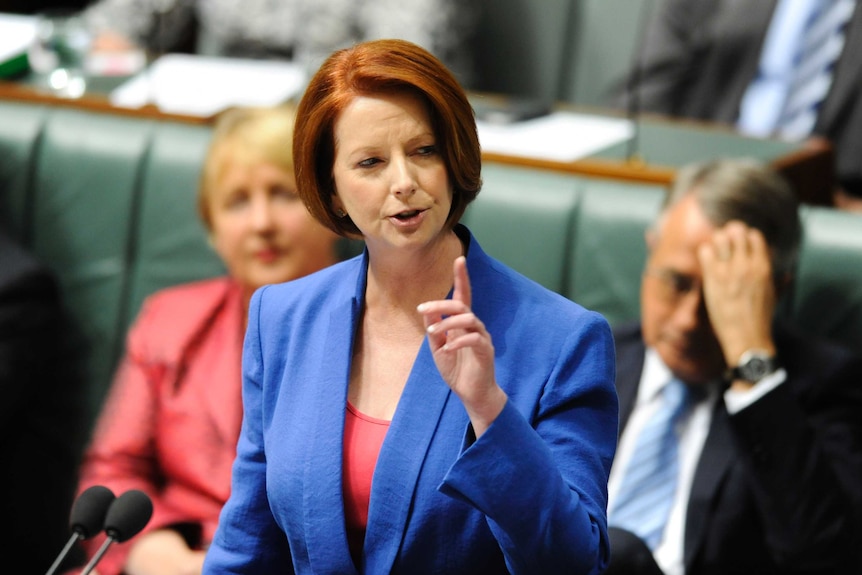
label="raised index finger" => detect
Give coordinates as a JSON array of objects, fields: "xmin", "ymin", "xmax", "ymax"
[{"xmin": 452, "ymin": 256, "xmax": 472, "ymax": 309}]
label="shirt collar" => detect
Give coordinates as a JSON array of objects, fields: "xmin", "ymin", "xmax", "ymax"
[{"xmin": 640, "ymin": 347, "xmax": 675, "ymax": 404}]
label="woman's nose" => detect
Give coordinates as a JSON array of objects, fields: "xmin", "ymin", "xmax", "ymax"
[
  {"xmin": 389, "ymin": 156, "xmax": 417, "ymax": 197},
  {"xmin": 250, "ymin": 196, "xmax": 275, "ymax": 230}
]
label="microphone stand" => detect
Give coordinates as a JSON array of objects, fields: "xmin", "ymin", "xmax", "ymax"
[
  {"xmin": 80, "ymin": 537, "xmax": 115, "ymax": 575},
  {"xmin": 44, "ymin": 533, "xmax": 81, "ymax": 575},
  {"xmin": 626, "ymin": 0, "xmax": 657, "ymax": 167}
]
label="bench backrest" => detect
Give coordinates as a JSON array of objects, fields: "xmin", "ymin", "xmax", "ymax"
[{"xmin": 2, "ymin": 101, "xmax": 861, "ymax": 445}]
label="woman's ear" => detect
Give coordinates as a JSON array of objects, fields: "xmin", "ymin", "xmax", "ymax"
[{"xmin": 331, "ymin": 194, "xmax": 345, "ymax": 217}]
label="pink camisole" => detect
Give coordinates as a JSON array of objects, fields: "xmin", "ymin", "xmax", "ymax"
[{"xmin": 343, "ymin": 401, "xmax": 390, "ymax": 563}]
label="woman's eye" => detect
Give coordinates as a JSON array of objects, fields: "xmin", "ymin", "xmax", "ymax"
[
  {"xmin": 358, "ymin": 157, "xmax": 381, "ymax": 168},
  {"xmin": 224, "ymin": 191, "xmax": 249, "ymax": 210},
  {"xmin": 417, "ymin": 145, "xmax": 437, "ymax": 156},
  {"xmin": 272, "ymin": 185, "xmax": 299, "ymax": 200}
]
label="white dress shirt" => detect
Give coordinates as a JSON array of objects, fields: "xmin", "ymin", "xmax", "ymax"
[{"xmin": 608, "ymin": 348, "xmax": 787, "ymax": 575}]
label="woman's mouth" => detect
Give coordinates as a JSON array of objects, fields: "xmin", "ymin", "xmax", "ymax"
[
  {"xmin": 255, "ymin": 248, "xmax": 280, "ymax": 263},
  {"xmin": 390, "ymin": 209, "xmax": 425, "ymax": 226},
  {"xmin": 395, "ymin": 209, "xmax": 420, "ymax": 219}
]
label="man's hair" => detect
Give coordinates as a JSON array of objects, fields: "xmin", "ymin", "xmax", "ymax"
[{"xmin": 658, "ymin": 157, "xmax": 802, "ymax": 277}]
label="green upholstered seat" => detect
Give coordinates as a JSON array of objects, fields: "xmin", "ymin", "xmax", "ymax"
[
  {"xmin": 126, "ymin": 121, "xmax": 224, "ymax": 335},
  {"xmin": 470, "ymin": 0, "xmax": 575, "ymax": 102},
  {"xmin": 2, "ymin": 100, "xmax": 861, "ymax": 449},
  {"xmin": 30, "ymin": 109, "xmax": 155, "ymax": 425},
  {"xmin": 561, "ymin": 0, "xmax": 660, "ymax": 108},
  {"xmin": 567, "ymin": 178, "xmax": 664, "ymax": 326},
  {"xmin": 790, "ymin": 206, "xmax": 862, "ymax": 355},
  {"xmin": 470, "ymin": 0, "xmax": 659, "ymax": 108},
  {"xmin": 465, "ymin": 163, "xmax": 581, "ymax": 294},
  {"xmin": 0, "ymin": 101, "xmax": 49, "ymax": 242}
]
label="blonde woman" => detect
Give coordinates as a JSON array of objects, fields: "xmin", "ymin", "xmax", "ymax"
[{"xmin": 69, "ymin": 105, "xmax": 339, "ymax": 575}]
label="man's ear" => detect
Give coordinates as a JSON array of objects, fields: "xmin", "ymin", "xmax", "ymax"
[
  {"xmin": 774, "ymin": 271, "xmax": 794, "ymax": 297},
  {"xmin": 644, "ymin": 227, "xmax": 657, "ymax": 251}
]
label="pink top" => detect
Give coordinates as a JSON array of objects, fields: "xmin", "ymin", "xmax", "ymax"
[
  {"xmin": 342, "ymin": 401, "xmax": 391, "ymax": 564},
  {"xmin": 67, "ymin": 278, "xmax": 244, "ymax": 575}
]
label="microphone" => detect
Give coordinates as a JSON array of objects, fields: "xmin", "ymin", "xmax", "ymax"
[
  {"xmin": 80, "ymin": 489, "xmax": 154, "ymax": 575},
  {"xmin": 45, "ymin": 485, "xmax": 116, "ymax": 575}
]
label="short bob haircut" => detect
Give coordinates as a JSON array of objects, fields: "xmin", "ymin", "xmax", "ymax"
[
  {"xmin": 294, "ymin": 38, "xmax": 482, "ymax": 238},
  {"xmin": 198, "ymin": 104, "xmax": 298, "ymax": 231}
]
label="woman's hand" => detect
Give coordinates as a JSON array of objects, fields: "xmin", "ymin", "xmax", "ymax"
[
  {"xmin": 417, "ymin": 256, "xmax": 507, "ymax": 436},
  {"xmin": 124, "ymin": 528, "xmax": 206, "ymax": 575}
]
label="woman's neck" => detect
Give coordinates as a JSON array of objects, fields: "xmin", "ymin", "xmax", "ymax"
[{"xmin": 364, "ymin": 229, "xmax": 464, "ymax": 313}]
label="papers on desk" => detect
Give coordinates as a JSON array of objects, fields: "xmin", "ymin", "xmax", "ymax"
[
  {"xmin": 477, "ymin": 112, "xmax": 634, "ymax": 162},
  {"xmin": 0, "ymin": 13, "xmax": 36, "ymax": 77},
  {"xmin": 110, "ymin": 54, "xmax": 307, "ymax": 117}
]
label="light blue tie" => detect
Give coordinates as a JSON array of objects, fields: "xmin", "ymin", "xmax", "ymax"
[
  {"xmin": 609, "ymin": 378, "xmax": 692, "ymax": 550},
  {"xmin": 778, "ymin": 0, "xmax": 856, "ymax": 139}
]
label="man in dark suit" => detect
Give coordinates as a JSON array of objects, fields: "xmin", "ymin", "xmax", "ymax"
[
  {"xmin": 0, "ymin": 228, "xmax": 86, "ymax": 571},
  {"xmin": 614, "ymin": 0, "xmax": 862, "ymax": 211},
  {"xmin": 605, "ymin": 158, "xmax": 862, "ymax": 575}
]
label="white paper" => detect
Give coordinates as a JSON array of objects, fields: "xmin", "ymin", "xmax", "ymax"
[
  {"xmin": 110, "ymin": 54, "xmax": 307, "ymax": 116},
  {"xmin": 0, "ymin": 13, "xmax": 36, "ymax": 63},
  {"xmin": 477, "ymin": 111, "xmax": 634, "ymax": 162}
]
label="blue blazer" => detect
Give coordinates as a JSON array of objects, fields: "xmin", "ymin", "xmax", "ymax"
[{"xmin": 204, "ymin": 226, "xmax": 619, "ymax": 574}]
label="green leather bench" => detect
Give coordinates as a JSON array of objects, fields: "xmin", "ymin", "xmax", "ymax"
[
  {"xmin": 475, "ymin": 163, "xmax": 862, "ymax": 351},
  {"xmin": 2, "ymin": 100, "xmax": 861, "ymax": 449},
  {"xmin": 471, "ymin": 0, "xmax": 658, "ymax": 107}
]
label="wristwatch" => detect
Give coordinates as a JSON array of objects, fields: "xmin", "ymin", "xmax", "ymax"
[{"xmin": 726, "ymin": 349, "xmax": 780, "ymax": 383}]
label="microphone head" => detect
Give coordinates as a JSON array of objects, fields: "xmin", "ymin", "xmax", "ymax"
[
  {"xmin": 104, "ymin": 489, "xmax": 153, "ymax": 543},
  {"xmin": 70, "ymin": 485, "xmax": 116, "ymax": 539}
]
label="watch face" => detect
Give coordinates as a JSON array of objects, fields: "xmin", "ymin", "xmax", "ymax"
[
  {"xmin": 742, "ymin": 356, "xmax": 770, "ymax": 380},
  {"xmin": 737, "ymin": 351, "xmax": 778, "ymax": 382}
]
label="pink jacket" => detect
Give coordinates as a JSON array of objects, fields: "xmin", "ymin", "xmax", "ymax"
[{"xmin": 71, "ymin": 277, "xmax": 244, "ymax": 574}]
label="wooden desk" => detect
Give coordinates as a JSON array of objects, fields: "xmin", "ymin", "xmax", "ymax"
[
  {"xmin": 1, "ymin": 80, "xmax": 835, "ymax": 206},
  {"xmin": 481, "ymin": 104, "xmax": 835, "ymax": 207},
  {"xmin": 0, "ymin": 78, "xmax": 213, "ymax": 124}
]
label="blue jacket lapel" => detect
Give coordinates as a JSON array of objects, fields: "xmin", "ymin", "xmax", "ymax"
[
  {"xmin": 363, "ymin": 341, "xmax": 454, "ymax": 573},
  {"xmin": 302, "ymin": 263, "xmax": 364, "ymax": 575}
]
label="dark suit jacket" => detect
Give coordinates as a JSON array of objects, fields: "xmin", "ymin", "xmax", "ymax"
[
  {"xmin": 0, "ymin": 230, "xmax": 85, "ymax": 571},
  {"xmin": 616, "ymin": 0, "xmax": 862, "ymax": 196},
  {"xmin": 613, "ymin": 321, "xmax": 862, "ymax": 575}
]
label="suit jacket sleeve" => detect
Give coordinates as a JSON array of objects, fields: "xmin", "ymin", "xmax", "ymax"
[
  {"xmin": 0, "ymin": 252, "xmax": 61, "ymax": 422},
  {"xmin": 612, "ymin": 0, "xmax": 774, "ymax": 125},
  {"xmin": 440, "ymin": 311, "xmax": 618, "ymax": 575},
  {"xmin": 612, "ymin": 0, "xmax": 712, "ymax": 113},
  {"xmin": 727, "ymin": 342, "xmax": 862, "ymax": 570}
]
